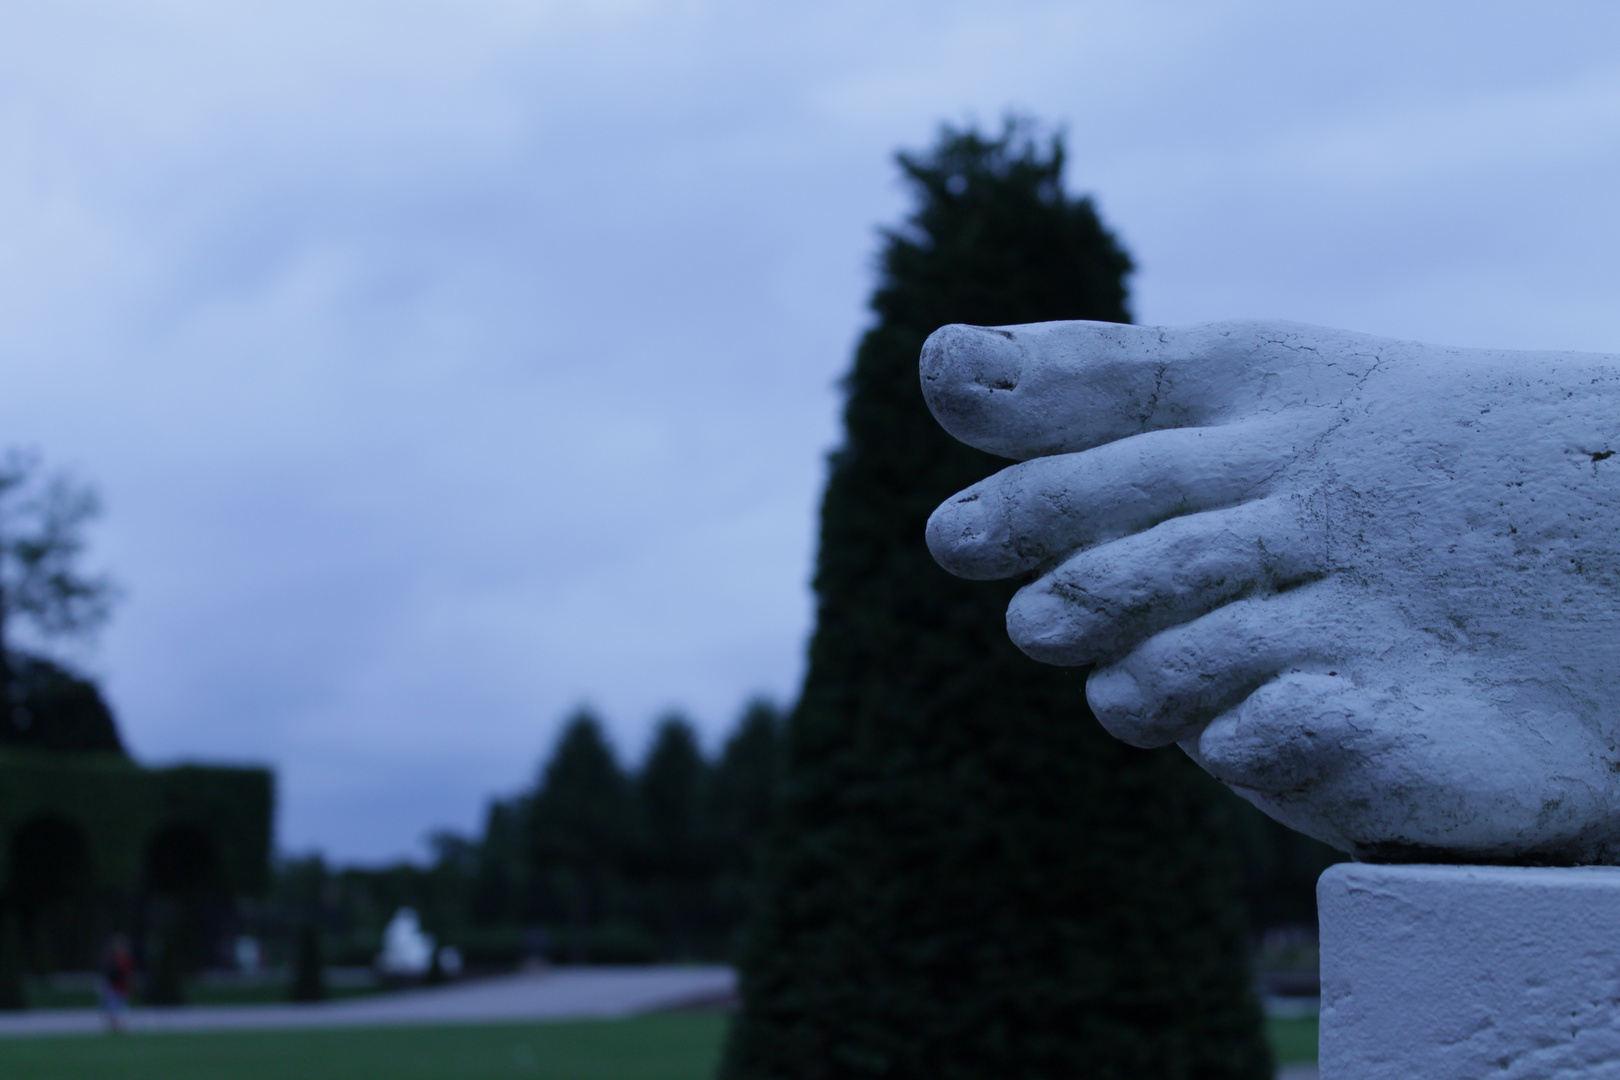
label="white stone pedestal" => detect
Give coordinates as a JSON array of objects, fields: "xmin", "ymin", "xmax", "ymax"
[{"xmin": 1319, "ymin": 863, "xmax": 1620, "ymax": 1079}]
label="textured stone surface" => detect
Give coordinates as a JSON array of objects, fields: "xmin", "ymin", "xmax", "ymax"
[
  {"xmin": 921, "ymin": 320, "xmax": 1620, "ymax": 862},
  {"xmin": 1319, "ymin": 863, "xmax": 1620, "ymax": 1079}
]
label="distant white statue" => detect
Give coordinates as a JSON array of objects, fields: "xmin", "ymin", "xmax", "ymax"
[
  {"xmin": 233, "ymin": 934, "xmax": 262, "ymax": 973},
  {"xmin": 377, "ymin": 907, "xmax": 435, "ymax": 976},
  {"xmin": 922, "ymin": 319, "xmax": 1620, "ymax": 864}
]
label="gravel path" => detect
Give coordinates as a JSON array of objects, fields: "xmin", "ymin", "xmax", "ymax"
[
  {"xmin": 0, "ymin": 965, "xmax": 736, "ymax": 1037},
  {"xmin": 0, "ymin": 969, "xmax": 1317, "ymax": 1080}
]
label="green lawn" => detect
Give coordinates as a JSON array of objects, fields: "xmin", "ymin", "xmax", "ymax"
[
  {"xmin": 1268, "ymin": 1014, "xmax": 1319, "ymax": 1064},
  {"xmin": 25, "ymin": 981, "xmax": 386, "ymax": 1010},
  {"xmin": 0, "ymin": 1012, "xmax": 729, "ymax": 1080},
  {"xmin": 0, "ymin": 1009, "xmax": 1315, "ymax": 1078}
]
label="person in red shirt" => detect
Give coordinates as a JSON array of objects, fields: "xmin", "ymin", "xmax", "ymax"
[{"xmin": 100, "ymin": 936, "xmax": 134, "ymax": 1033}]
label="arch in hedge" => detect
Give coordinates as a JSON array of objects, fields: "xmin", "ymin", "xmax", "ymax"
[
  {"xmin": 145, "ymin": 821, "xmax": 223, "ymax": 897},
  {"xmin": 0, "ymin": 753, "xmax": 271, "ymax": 897}
]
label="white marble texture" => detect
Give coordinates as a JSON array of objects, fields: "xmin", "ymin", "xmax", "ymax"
[
  {"xmin": 1319, "ymin": 863, "xmax": 1620, "ymax": 1079},
  {"xmin": 922, "ymin": 320, "xmax": 1620, "ymax": 862}
]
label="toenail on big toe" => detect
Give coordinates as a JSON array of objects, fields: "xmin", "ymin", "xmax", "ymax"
[{"xmin": 920, "ymin": 325, "xmax": 1023, "ymax": 400}]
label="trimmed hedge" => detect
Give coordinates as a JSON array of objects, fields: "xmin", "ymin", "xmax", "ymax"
[{"xmin": 0, "ymin": 749, "xmax": 272, "ymax": 895}]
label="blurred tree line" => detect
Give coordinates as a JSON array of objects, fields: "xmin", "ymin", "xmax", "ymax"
[
  {"xmin": 267, "ymin": 703, "xmax": 1332, "ymax": 975},
  {"xmin": 269, "ymin": 700, "xmax": 784, "ymax": 971},
  {"xmin": 267, "ymin": 697, "xmax": 1330, "ymax": 979}
]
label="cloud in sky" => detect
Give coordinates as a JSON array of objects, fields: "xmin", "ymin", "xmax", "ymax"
[{"xmin": 4, "ymin": 0, "xmax": 1620, "ymax": 859}]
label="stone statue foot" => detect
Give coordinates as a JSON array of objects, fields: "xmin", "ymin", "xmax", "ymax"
[{"xmin": 922, "ymin": 320, "xmax": 1620, "ymax": 863}]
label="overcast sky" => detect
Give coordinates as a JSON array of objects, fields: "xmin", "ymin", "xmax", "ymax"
[{"xmin": 6, "ymin": 1, "xmax": 1620, "ymax": 861}]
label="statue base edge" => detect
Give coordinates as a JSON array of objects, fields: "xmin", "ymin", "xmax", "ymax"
[{"xmin": 1319, "ymin": 862, "xmax": 1620, "ymax": 1079}]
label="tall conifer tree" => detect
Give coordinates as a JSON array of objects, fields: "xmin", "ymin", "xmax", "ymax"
[
  {"xmin": 633, "ymin": 714, "xmax": 711, "ymax": 957},
  {"xmin": 708, "ymin": 699, "xmax": 784, "ymax": 950},
  {"xmin": 525, "ymin": 710, "xmax": 631, "ymax": 960},
  {"xmin": 722, "ymin": 121, "xmax": 1271, "ymax": 1080}
]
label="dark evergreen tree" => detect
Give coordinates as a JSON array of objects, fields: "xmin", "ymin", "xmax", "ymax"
[
  {"xmin": 524, "ymin": 709, "xmax": 632, "ymax": 961},
  {"xmin": 424, "ymin": 940, "xmax": 449, "ymax": 985},
  {"xmin": 469, "ymin": 797, "xmax": 525, "ymax": 929},
  {"xmin": 635, "ymin": 716, "xmax": 709, "ymax": 876},
  {"xmin": 631, "ymin": 714, "xmax": 712, "ymax": 957},
  {"xmin": 288, "ymin": 921, "xmax": 326, "ymax": 1002},
  {"xmin": 722, "ymin": 121, "xmax": 1272, "ymax": 1080},
  {"xmin": 1224, "ymin": 792, "xmax": 1341, "ymax": 935},
  {"xmin": 420, "ymin": 830, "xmax": 478, "ymax": 949},
  {"xmin": 0, "ymin": 908, "xmax": 25, "ymax": 1011},
  {"xmin": 706, "ymin": 698, "xmax": 783, "ymax": 949},
  {"xmin": 143, "ymin": 920, "xmax": 189, "ymax": 1006},
  {"xmin": 708, "ymin": 700, "xmax": 782, "ymax": 863}
]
